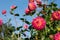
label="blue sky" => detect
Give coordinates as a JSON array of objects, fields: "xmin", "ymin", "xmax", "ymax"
[
  {"xmin": 0, "ymin": 0, "xmax": 60, "ymax": 27},
  {"xmin": 0, "ymin": 0, "xmax": 29, "ymax": 27}
]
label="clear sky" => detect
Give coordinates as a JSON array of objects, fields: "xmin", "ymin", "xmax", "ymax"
[
  {"xmin": 0, "ymin": 0, "xmax": 29, "ymax": 27},
  {"xmin": 0, "ymin": 0, "xmax": 60, "ymax": 27}
]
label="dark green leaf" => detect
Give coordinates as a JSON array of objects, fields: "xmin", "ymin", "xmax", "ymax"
[
  {"xmin": 10, "ymin": 11, "xmax": 14, "ymax": 15},
  {"xmin": 20, "ymin": 18, "xmax": 25, "ymax": 22},
  {"xmin": 51, "ymin": 2, "xmax": 57, "ymax": 7},
  {"xmin": 53, "ymin": 7, "xmax": 58, "ymax": 11},
  {"xmin": 23, "ymin": 14, "xmax": 26, "ymax": 16},
  {"xmin": 11, "ymin": 6, "xmax": 17, "ymax": 11},
  {"xmin": 30, "ymin": 10, "xmax": 36, "ymax": 16},
  {"xmin": 29, "ymin": 25, "xmax": 33, "ymax": 30},
  {"xmin": 16, "ymin": 26, "xmax": 22, "ymax": 30},
  {"xmin": 25, "ymin": 38, "xmax": 29, "ymax": 40},
  {"xmin": 20, "ymin": 18, "xmax": 24, "ymax": 20},
  {"xmin": 22, "ymin": 33, "xmax": 26, "ymax": 36},
  {"xmin": 14, "ymin": 14, "xmax": 19, "ymax": 16},
  {"xmin": 36, "ymin": 12, "xmax": 41, "ymax": 16},
  {"xmin": 25, "ymin": 21, "xmax": 30, "ymax": 24}
]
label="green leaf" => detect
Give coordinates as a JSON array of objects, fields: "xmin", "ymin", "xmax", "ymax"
[
  {"xmin": 10, "ymin": 11, "xmax": 14, "ymax": 15},
  {"xmin": 16, "ymin": 26, "xmax": 22, "ymax": 30},
  {"xmin": 53, "ymin": 7, "xmax": 58, "ymax": 11},
  {"xmin": 30, "ymin": 10, "xmax": 36, "ymax": 16},
  {"xmin": 25, "ymin": 21, "xmax": 30, "ymax": 24},
  {"xmin": 25, "ymin": 38, "xmax": 29, "ymax": 40},
  {"xmin": 20, "ymin": 18, "xmax": 24, "ymax": 20},
  {"xmin": 44, "ymin": 37, "xmax": 50, "ymax": 40},
  {"xmin": 14, "ymin": 14, "xmax": 19, "ymax": 16},
  {"xmin": 7, "ymin": 26, "xmax": 15, "ymax": 33},
  {"xmin": 36, "ymin": 12, "xmax": 41, "ymax": 16},
  {"xmin": 0, "ymin": 27, "xmax": 2, "ymax": 33},
  {"xmin": 11, "ymin": 6, "xmax": 17, "ymax": 11},
  {"xmin": 20, "ymin": 18, "xmax": 30, "ymax": 24},
  {"xmin": 29, "ymin": 25, "xmax": 33, "ymax": 30},
  {"xmin": 51, "ymin": 2, "xmax": 57, "ymax": 7},
  {"xmin": 23, "ymin": 14, "xmax": 26, "ymax": 16},
  {"xmin": 22, "ymin": 33, "xmax": 26, "ymax": 36},
  {"xmin": 20, "ymin": 18, "xmax": 25, "ymax": 22}
]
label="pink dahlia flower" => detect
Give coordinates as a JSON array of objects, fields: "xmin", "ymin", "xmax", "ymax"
[
  {"xmin": 54, "ymin": 32, "xmax": 60, "ymax": 40},
  {"xmin": 32, "ymin": 16, "xmax": 46, "ymax": 30},
  {"xmin": 28, "ymin": 2, "xmax": 36, "ymax": 11},
  {"xmin": 52, "ymin": 10, "xmax": 60, "ymax": 20}
]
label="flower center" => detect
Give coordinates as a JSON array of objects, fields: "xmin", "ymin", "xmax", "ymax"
[{"xmin": 36, "ymin": 20, "xmax": 42, "ymax": 27}]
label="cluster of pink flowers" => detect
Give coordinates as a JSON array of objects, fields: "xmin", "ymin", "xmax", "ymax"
[
  {"xmin": 32, "ymin": 16, "xmax": 46, "ymax": 30},
  {"xmin": 25, "ymin": 0, "xmax": 42, "ymax": 15},
  {"xmin": 2, "ymin": 5, "xmax": 16, "ymax": 15},
  {"xmin": 1, "ymin": 5, "xmax": 16, "ymax": 27}
]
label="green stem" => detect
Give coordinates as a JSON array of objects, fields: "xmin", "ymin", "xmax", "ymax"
[
  {"xmin": 41, "ymin": 36, "xmax": 44, "ymax": 40},
  {"xmin": 35, "ymin": 36, "xmax": 38, "ymax": 40},
  {"xmin": 4, "ymin": 15, "xmax": 8, "ymax": 27},
  {"xmin": 13, "ymin": 15, "xmax": 20, "ymax": 40},
  {"xmin": 2, "ymin": 25, "xmax": 4, "ymax": 40}
]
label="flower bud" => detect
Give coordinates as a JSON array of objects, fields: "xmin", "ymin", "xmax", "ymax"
[
  {"xmin": 28, "ymin": 2, "xmax": 36, "ymax": 11},
  {"xmin": 2, "ymin": 10, "xmax": 6, "ymax": 15}
]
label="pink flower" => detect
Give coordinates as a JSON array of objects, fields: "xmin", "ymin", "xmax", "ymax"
[
  {"xmin": 36, "ymin": 0, "xmax": 42, "ymax": 5},
  {"xmin": 52, "ymin": 10, "xmax": 60, "ymax": 20},
  {"xmin": 10, "ymin": 5, "xmax": 17, "ymax": 10},
  {"xmin": 0, "ymin": 18, "xmax": 3, "ymax": 26},
  {"xmin": 28, "ymin": 2, "xmax": 36, "ymax": 11},
  {"xmin": 32, "ymin": 16, "xmax": 46, "ymax": 30},
  {"xmin": 2, "ymin": 10, "xmax": 6, "ymax": 15},
  {"xmin": 29, "ymin": 0, "xmax": 34, "ymax": 3},
  {"xmin": 25, "ymin": 8, "xmax": 31, "ymax": 15},
  {"xmin": 54, "ymin": 32, "xmax": 60, "ymax": 40},
  {"xmin": 23, "ymin": 24, "xmax": 28, "ymax": 29}
]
